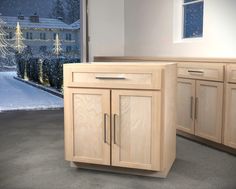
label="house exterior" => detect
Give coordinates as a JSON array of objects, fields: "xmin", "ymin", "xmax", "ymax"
[{"xmin": 0, "ymin": 14, "xmax": 80, "ymax": 56}]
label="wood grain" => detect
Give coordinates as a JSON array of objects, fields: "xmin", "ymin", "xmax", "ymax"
[
  {"xmin": 177, "ymin": 78, "xmax": 195, "ymax": 134},
  {"xmin": 195, "ymin": 81, "xmax": 223, "ymax": 143}
]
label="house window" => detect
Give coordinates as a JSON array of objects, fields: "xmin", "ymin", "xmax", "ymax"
[
  {"xmin": 40, "ymin": 33, "xmax": 46, "ymax": 40},
  {"xmin": 26, "ymin": 32, "xmax": 33, "ymax": 39},
  {"xmin": 39, "ymin": 46, "xmax": 47, "ymax": 52},
  {"xmin": 53, "ymin": 33, "xmax": 57, "ymax": 40},
  {"xmin": 7, "ymin": 32, "xmax": 13, "ymax": 39},
  {"xmin": 66, "ymin": 46, "xmax": 72, "ymax": 52},
  {"xmin": 66, "ymin": 33, "xmax": 72, "ymax": 41},
  {"xmin": 183, "ymin": 0, "xmax": 204, "ymax": 38}
]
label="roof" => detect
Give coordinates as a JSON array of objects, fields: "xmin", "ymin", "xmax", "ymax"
[
  {"xmin": 0, "ymin": 16, "xmax": 80, "ymax": 30},
  {"xmin": 70, "ymin": 20, "xmax": 80, "ymax": 29}
]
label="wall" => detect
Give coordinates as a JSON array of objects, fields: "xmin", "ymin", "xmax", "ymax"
[
  {"xmin": 124, "ymin": 0, "xmax": 236, "ymax": 58},
  {"xmin": 88, "ymin": 0, "xmax": 124, "ymax": 61}
]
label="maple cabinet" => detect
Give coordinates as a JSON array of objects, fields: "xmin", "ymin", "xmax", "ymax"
[
  {"xmin": 64, "ymin": 62, "xmax": 177, "ymax": 177},
  {"xmin": 177, "ymin": 63, "xmax": 224, "ymax": 143},
  {"xmin": 224, "ymin": 65, "xmax": 236, "ymax": 149}
]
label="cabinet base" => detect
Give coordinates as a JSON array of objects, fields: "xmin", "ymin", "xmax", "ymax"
[
  {"xmin": 70, "ymin": 161, "xmax": 174, "ymax": 178},
  {"xmin": 177, "ymin": 130, "xmax": 236, "ymax": 156}
]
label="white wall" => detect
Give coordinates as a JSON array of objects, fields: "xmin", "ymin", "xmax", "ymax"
[
  {"xmin": 124, "ymin": 0, "xmax": 236, "ymax": 58},
  {"xmin": 88, "ymin": 0, "xmax": 124, "ymax": 61}
]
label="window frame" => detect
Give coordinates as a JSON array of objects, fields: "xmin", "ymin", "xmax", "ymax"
[{"xmin": 182, "ymin": 0, "xmax": 204, "ymax": 39}]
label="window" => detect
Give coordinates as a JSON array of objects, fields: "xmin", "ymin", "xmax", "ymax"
[
  {"xmin": 26, "ymin": 32, "xmax": 33, "ymax": 39},
  {"xmin": 7, "ymin": 32, "xmax": 13, "ymax": 39},
  {"xmin": 40, "ymin": 33, "xmax": 46, "ymax": 40},
  {"xmin": 53, "ymin": 33, "xmax": 57, "ymax": 40},
  {"xmin": 183, "ymin": 0, "xmax": 204, "ymax": 38},
  {"xmin": 39, "ymin": 46, "xmax": 47, "ymax": 52},
  {"xmin": 66, "ymin": 46, "xmax": 72, "ymax": 52},
  {"xmin": 66, "ymin": 33, "xmax": 72, "ymax": 41}
]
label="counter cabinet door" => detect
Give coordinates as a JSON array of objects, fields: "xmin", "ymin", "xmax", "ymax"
[
  {"xmin": 111, "ymin": 90, "xmax": 161, "ymax": 171},
  {"xmin": 195, "ymin": 81, "xmax": 223, "ymax": 143},
  {"xmin": 177, "ymin": 79, "xmax": 195, "ymax": 134},
  {"xmin": 224, "ymin": 84, "xmax": 236, "ymax": 149},
  {"xmin": 65, "ymin": 88, "xmax": 111, "ymax": 165}
]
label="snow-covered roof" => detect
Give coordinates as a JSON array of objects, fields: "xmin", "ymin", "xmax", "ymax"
[
  {"xmin": 70, "ymin": 20, "xmax": 80, "ymax": 29},
  {"xmin": 0, "ymin": 16, "xmax": 80, "ymax": 30}
]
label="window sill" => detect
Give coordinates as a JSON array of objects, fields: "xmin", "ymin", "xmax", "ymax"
[{"xmin": 173, "ymin": 37, "xmax": 203, "ymax": 44}]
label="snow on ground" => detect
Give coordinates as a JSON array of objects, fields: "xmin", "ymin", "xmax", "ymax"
[{"xmin": 0, "ymin": 72, "xmax": 63, "ymax": 112}]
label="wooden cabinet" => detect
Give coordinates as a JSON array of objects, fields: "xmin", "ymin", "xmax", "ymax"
[
  {"xmin": 64, "ymin": 63, "xmax": 177, "ymax": 178},
  {"xmin": 112, "ymin": 90, "xmax": 161, "ymax": 171},
  {"xmin": 65, "ymin": 88, "xmax": 111, "ymax": 165},
  {"xmin": 224, "ymin": 72, "xmax": 236, "ymax": 148},
  {"xmin": 177, "ymin": 79, "xmax": 195, "ymax": 134},
  {"xmin": 195, "ymin": 81, "xmax": 223, "ymax": 143},
  {"xmin": 177, "ymin": 63, "xmax": 224, "ymax": 143}
]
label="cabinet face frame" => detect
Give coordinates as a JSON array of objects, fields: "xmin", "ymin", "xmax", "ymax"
[
  {"xmin": 224, "ymin": 84, "xmax": 236, "ymax": 148},
  {"xmin": 65, "ymin": 88, "xmax": 111, "ymax": 165},
  {"xmin": 177, "ymin": 78, "xmax": 195, "ymax": 134},
  {"xmin": 194, "ymin": 81, "xmax": 223, "ymax": 143},
  {"xmin": 111, "ymin": 90, "xmax": 161, "ymax": 171}
]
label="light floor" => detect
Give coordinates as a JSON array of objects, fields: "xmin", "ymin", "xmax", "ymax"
[{"xmin": 0, "ymin": 110, "xmax": 235, "ymax": 189}]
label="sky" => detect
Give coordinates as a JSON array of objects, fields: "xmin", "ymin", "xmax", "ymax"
[{"xmin": 0, "ymin": 0, "xmax": 53, "ymax": 18}]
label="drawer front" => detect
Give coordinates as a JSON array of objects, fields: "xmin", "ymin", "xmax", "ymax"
[
  {"xmin": 227, "ymin": 64, "xmax": 236, "ymax": 83},
  {"xmin": 64, "ymin": 66, "xmax": 162, "ymax": 90},
  {"xmin": 177, "ymin": 63, "xmax": 224, "ymax": 82}
]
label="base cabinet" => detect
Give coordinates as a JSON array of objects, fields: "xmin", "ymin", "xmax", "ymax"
[
  {"xmin": 112, "ymin": 90, "xmax": 161, "ymax": 171},
  {"xmin": 64, "ymin": 63, "xmax": 177, "ymax": 177},
  {"xmin": 177, "ymin": 79, "xmax": 223, "ymax": 143},
  {"xmin": 224, "ymin": 84, "xmax": 236, "ymax": 148},
  {"xmin": 68, "ymin": 88, "xmax": 111, "ymax": 165}
]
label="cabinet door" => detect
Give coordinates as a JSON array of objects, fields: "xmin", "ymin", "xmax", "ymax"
[
  {"xmin": 177, "ymin": 79, "xmax": 195, "ymax": 134},
  {"xmin": 195, "ymin": 81, "xmax": 223, "ymax": 143},
  {"xmin": 111, "ymin": 90, "xmax": 161, "ymax": 171},
  {"xmin": 68, "ymin": 88, "xmax": 111, "ymax": 165},
  {"xmin": 224, "ymin": 84, "xmax": 236, "ymax": 149}
]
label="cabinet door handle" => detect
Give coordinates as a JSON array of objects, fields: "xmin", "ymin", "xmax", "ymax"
[
  {"xmin": 190, "ymin": 96, "xmax": 194, "ymax": 119},
  {"xmin": 104, "ymin": 113, "xmax": 108, "ymax": 143},
  {"xmin": 95, "ymin": 76, "xmax": 126, "ymax": 80},
  {"xmin": 113, "ymin": 114, "xmax": 117, "ymax": 144},
  {"xmin": 195, "ymin": 97, "xmax": 199, "ymax": 120},
  {"xmin": 188, "ymin": 70, "xmax": 204, "ymax": 75}
]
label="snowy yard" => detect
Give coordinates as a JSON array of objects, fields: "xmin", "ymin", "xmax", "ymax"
[{"xmin": 0, "ymin": 72, "xmax": 63, "ymax": 112}]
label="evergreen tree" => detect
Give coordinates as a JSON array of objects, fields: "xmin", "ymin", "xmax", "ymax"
[
  {"xmin": 51, "ymin": 0, "xmax": 65, "ymax": 21},
  {"xmin": 0, "ymin": 17, "xmax": 10, "ymax": 58},
  {"xmin": 53, "ymin": 33, "xmax": 62, "ymax": 57},
  {"xmin": 66, "ymin": 0, "xmax": 80, "ymax": 24},
  {"xmin": 13, "ymin": 22, "xmax": 26, "ymax": 53}
]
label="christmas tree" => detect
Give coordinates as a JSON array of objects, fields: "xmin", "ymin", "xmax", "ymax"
[
  {"xmin": 53, "ymin": 33, "xmax": 62, "ymax": 57},
  {"xmin": 13, "ymin": 22, "xmax": 26, "ymax": 53},
  {"xmin": 0, "ymin": 17, "xmax": 10, "ymax": 58}
]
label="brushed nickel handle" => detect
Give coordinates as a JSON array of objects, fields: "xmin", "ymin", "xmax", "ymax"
[
  {"xmin": 190, "ymin": 96, "xmax": 194, "ymax": 119},
  {"xmin": 95, "ymin": 75, "xmax": 126, "ymax": 80},
  {"xmin": 104, "ymin": 113, "xmax": 108, "ymax": 143},
  {"xmin": 188, "ymin": 70, "xmax": 204, "ymax": 75},
  {"xmin": 195, "ymin": 97, "xmax": 199, "ymax": 120},
  {"xmin": 113, "ymin": 114, "xmax": 117, "ymax": 144}
]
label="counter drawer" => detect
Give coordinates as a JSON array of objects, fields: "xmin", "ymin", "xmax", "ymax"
[
  {"xmin": 177, "ymin": 63, "xmax": 224, "ymax": 82},
  {"xmin": 227, "ymin": 64, "xmax": 236, "ymax": 83},
  {"xmin": 64, "ymin": 64, "xmax": 163, "ymax": 90}
]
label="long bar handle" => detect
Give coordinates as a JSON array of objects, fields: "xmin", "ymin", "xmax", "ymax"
[
  {"xmin": 104, "ymin": 113, "xmax": 108, "ymax": 143},
  {"xmin": 190, "ymin": 96, "xmax": 194, "ymax": 119},
  {"xmin": 113, "ymin": 114, "xmax": 117, "ymax": 144},
  {"xmin": 96, "ymin": 76, "xmax": 126, "ymax": 80},
  {"xmin": 195, "ymin": 97, "xmax": 199, "ymax": 120},
  {"xmin": 188, "ymin": 70, "xmax": 204, "ymax": 75}
]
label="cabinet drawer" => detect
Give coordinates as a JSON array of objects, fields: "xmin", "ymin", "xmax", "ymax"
[
  {"xmin": 227, "ymin": 64, "xmax": 236, "ymax": 83},
  {"xmin": 177, "ymin": 63, "xmax": 224, "ymax": 82},
  {"xmin": 64, "ymin": 64, "xmax": 163, "ymax": 90}
]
